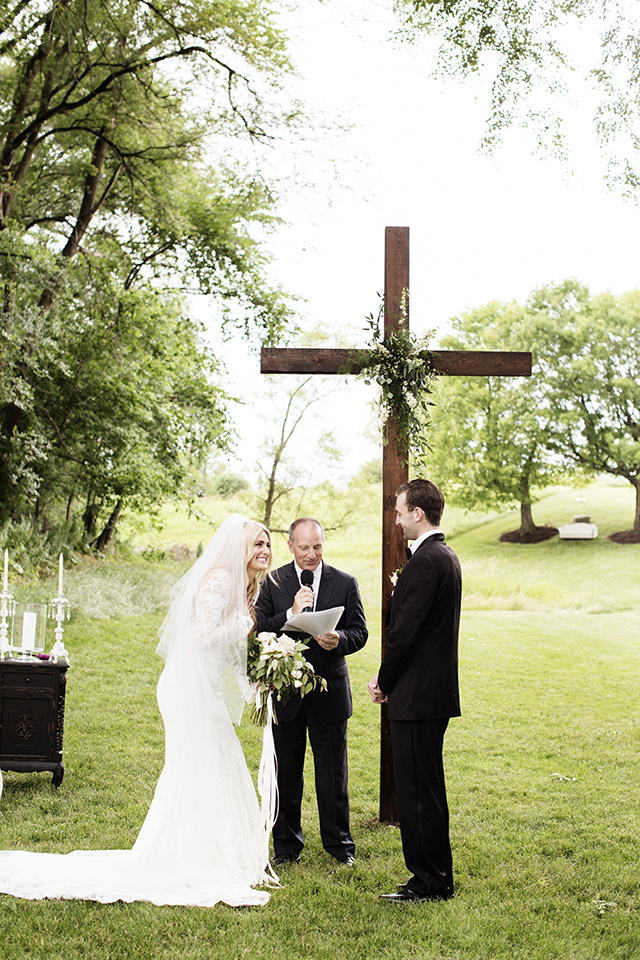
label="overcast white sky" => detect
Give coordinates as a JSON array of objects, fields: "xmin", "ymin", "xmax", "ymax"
[{"xmin": 208, "ymin": 1, "xmax": 640, "ymax": 482}]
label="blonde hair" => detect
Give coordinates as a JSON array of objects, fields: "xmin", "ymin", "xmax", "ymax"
[{"xmin": 244, "ymin": 520, "xmax": 272, "ymax": 606}]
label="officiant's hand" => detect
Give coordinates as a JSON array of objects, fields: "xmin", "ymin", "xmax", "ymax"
[
  {"xmin": 314, "ymin": 630, "xmax": 339, "ymax": 651},
  {"xmin": 292, "ymin": 586, "xmax": 315, "ymax": 615}
]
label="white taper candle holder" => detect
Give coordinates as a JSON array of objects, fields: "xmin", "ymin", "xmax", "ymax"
[
  {"xmin": 48, "ymin": 594, "xmax": 71, "ymax": 663},
  {"xmin": 0, "ymin": 589, "xmax": 14, "ymax": 658}
]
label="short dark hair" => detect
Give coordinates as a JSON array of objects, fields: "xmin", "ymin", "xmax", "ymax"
[
  {"xmin": 288, "ymin": 517, "xmax": 325, "ymax": 542},
  {"xmin": 396, "ymin": 479, "xmax": 445, "ymax": 526}
]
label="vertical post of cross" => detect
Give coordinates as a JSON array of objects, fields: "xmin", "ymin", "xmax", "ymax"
[{"xmin": 379, "ymin": 226, "xmax": 410, "ymax": 822}]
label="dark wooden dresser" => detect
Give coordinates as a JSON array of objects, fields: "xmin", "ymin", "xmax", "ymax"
[{"xmin": 0, "ymin": 657, "xmax": 69, "ymax": 786}]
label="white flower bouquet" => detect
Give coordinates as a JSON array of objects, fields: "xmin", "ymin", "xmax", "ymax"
[{"xmin": 247, "ymin": 631, "xmax": 327, "ymax": 726}]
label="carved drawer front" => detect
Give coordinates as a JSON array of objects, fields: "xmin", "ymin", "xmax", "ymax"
[
  {"xmin": 1, "ymin": 668, "xmax": 55, "ymax": 691},
  {"xmin": 1, "ymin": 697, "xmax": 53, "ymax": 759}
]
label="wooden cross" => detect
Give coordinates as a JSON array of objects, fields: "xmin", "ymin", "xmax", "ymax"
[{"xmin": 261, "ymin": 226, "xmax": 531, "ymax": 821}]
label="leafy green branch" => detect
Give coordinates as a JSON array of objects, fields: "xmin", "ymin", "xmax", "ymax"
[{"xmin": 349, "ymin": 293, "xmax": 438, "ymax": 468}]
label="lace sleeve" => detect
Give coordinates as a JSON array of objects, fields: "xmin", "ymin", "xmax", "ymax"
[{"xmin": 195, "ymin": 568, "xmax": 252, "ymax": 649}]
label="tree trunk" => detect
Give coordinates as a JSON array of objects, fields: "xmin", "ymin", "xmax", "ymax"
[
  {"xmin": 1, "ymin": 402, "xmax": 25, "ymax": 438},
  {"xmin": 263, "ymin": 465, "xmax": 277, "ymax": 528},
  {"xmin": 38, "ymin": 135, "xmax": 113, "ymax": 314},
  {"xmin": 3, "ymin": 282, "xmax": 15, "ymax": 320},
  {"xmin": 0, "ymin": 29, "xmax": 54, "ymax": 227},
  {"xmin": 94, "ymin": 499, "xmax": 123, "ymax": 552},
  {"xmin": 633, "ymin": 478, "xmax": 640, "ymax": 537},
  {"xmin": 83, "ymin": 488, "xmax": 98, "ymax": 539},
  {"xmin": 518, "ymin": 472, "xmax": 537, "ymax": 536}
]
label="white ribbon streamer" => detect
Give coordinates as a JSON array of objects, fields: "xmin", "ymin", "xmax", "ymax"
[{"xmin": 257, "ymin": 692, "xmax": 280, "ymax": 884}]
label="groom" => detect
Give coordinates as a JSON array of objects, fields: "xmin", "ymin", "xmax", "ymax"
[
  {"xmin": 254, "ymin": 517, "xmax": 368, "ymax": 866},
  {"xmin": 368, "ymin": 478, "xmax": 461, "ymax": 902}
]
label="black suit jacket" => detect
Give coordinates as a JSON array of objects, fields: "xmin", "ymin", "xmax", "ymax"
[
  {"xmin": 254, "ymin": 561, "xmax": 368, "ymax": 724},
  {"xmin": 378, "ymin": 533, "xmax": 461, "ymax": 722}
]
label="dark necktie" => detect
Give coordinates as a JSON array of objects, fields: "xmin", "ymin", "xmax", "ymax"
[{"xmin": 405, "ymin": 546, "xmax": 412, "ymax": 561}]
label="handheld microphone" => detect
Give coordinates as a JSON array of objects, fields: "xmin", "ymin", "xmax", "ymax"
[{"xmin": 300, "ymin": 569, "xmax": 314, "ymax": 612}]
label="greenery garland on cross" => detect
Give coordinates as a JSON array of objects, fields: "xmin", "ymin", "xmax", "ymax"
[{"xmin": 352, "ymin": 293, "xmax": 438, "ymax": 469}]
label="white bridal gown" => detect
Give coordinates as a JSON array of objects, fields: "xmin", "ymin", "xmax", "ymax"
[{"xmin": 0, "ymin": 566, "xmax": 272, "ymax": 908}]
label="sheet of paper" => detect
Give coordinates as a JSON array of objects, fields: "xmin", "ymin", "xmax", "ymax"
[{"xmin": 284, "ymin": 606, "xmax": 344, "ymax": 635}]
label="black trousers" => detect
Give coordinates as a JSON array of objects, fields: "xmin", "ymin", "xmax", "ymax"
[
  {"xmin": 272, "ymin": 697, "xmax": 355, "ymax": 858},
  {"xmin": 390, "ymin": 717, "xmax": 453, "ymax": 897}
]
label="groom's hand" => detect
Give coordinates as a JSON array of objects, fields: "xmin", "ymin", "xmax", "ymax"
[{"xmin": 367, "ymin": 673, "xmax": 388, "ymax": 704}]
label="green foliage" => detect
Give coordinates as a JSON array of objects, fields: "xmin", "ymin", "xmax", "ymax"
[
  {"xmin": 2, "ymin": 281, "xmax": 230, "ymax": 538},
  {"xmin": 357, "ymin": 457, "xmax": 383, "ymax": 484},
  {"xmin": 397, "ymin": 0, "xmax": 640, "ymax": 193},
  {"xmin": 0, "ymin": 0, "xmax": 300, "ymax": 550},
  {"xmin": 0, "ymin": 0, "xmax": 297, "ymax": 316},
  {"xmin": 428, "ymin": 295, "xmax": 565, "ymax": 532},
  {"xmin": 428, "ymin": 279, "xmax": 640, "ymax": 536},
  {"xmin": 211, "ymin": 469, "xmax": 250, "ymax": 499},
  {"xmin": 532, "ymin": 281, "xmax": 640, "ymax": 535},
  {"xmin": 353, "ymin": 296, "xmax": 437, "ymax": 468},
  {"xmin": 0, "ymin": 519, "xmax": 77, "ymax": 579}
]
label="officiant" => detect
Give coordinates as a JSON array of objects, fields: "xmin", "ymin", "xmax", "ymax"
[{"xmin": 254, "ymin": 517, "xmax": 368, "ymax": 867}]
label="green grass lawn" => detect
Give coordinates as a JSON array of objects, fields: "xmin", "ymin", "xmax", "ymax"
[{"xmin": 1, "ymin": 481, "xmax": 639, "ymax": 958}]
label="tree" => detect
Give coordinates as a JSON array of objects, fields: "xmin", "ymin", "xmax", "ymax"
[
  {"xmin": 429, "ymin": 298, "xmax": 563, "ymax": 540},
  {"xmin": 252, "ymin": 375, "xmax": 343, "ymax": 531},
  {"xmin": 429, "ymin": 278, "xmax": 640, "ymax": 541},
  {"xmin": 531, "ymin": 280, "xmax": 640, "ymax": 541},
  {"xmin": 396, "ymin": 0, "xmax": 640, "ymax": 192},
  {"xmin": 0, "ymin": 1, "xmax": 298, "ymax": 311},
  {"xmin": 0, "ymin": 0, "xmax": 300, "ymax": 546},
  {"xmin": 1, "ymin": 266, "xmax": 231, "ymax": 542},
  {"xmin": 238, "ymin": 324, "xmax": 359, "ymax": 533}
]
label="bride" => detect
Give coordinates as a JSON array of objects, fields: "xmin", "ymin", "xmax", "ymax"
[{"xmin": 0, "ymin": 514, "xmax": 277, "ymax": 908}]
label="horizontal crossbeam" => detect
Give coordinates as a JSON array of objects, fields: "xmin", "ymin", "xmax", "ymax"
[{"xmin": 261, "ymin": 348, "xmax": 532, "ymax": 377}]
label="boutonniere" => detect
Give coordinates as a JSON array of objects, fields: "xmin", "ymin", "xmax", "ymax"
[{"xmin": 389, "ymin": 563, "xmax": 406, "ymax": 589}]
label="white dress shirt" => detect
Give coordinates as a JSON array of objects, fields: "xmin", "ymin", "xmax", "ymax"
[{"xmin": 410, "ymin": 528, "xmax": 443, "ymax": 554}]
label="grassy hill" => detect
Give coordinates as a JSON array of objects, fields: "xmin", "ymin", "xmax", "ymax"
[{"xmin": 52, "ymin": 478, "xmax": 640, "ymax": 621}]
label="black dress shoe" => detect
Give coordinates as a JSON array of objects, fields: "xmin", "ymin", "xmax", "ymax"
[
  {"xmin": 332, "ymin": 854, "xmax": 356, "ymax": 866},
  {"xmin": 381, "ymin": 888, "xmax": 427, "ymax": 903},
  {"xmin": 272, "ymin": 853, "xmax": 301, "ymax": 865},
  {"xmin": 381, "ymin": 884, "xmax": 453, "ymax": 903}
]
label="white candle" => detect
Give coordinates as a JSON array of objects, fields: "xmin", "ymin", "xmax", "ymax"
[
  {"xmin": 58, "ymin": 554, "xmax": 63, "ymax": 596},
  {"xmin": 22, "ymin": 612, "xmax": 37, "ymax": 652},
  {"xmin": 3, "ymin": 549, "xmax": 7, "ymax": 593}
]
